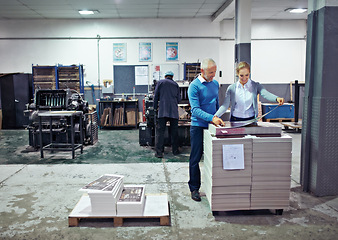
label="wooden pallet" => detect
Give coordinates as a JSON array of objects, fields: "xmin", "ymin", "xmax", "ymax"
[
  {"xmin": 265, "ymin": 118, "xmax": 294, "ymax": 123},
  {"xmin": 68, "ymin": 213, "xmax": 170, "ymax": 227},
  {"xmin": 69, "ymin": 194, "xmax": 170, "ymax": 227}
]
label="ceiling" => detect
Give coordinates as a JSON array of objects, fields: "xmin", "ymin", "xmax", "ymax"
[{"xmin": 0, "ymin": 0, "xmax": 308, "ymax": 21}]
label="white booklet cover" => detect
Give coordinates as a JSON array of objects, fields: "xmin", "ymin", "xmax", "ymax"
[{"xmin": 79, "ymin": 174, "xmax": 124, "ymax": 193}]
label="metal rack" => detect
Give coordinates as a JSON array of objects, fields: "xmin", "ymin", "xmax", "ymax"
[
  {"xmin": 38, "ymin": 111, "xmax": 84, "ymax": 159},
  {"xmin": 85, "ymin": 112, "xmax": 99, "ymax": 145},
  {"xmin": 184, "ymin": 62, "xmax": 201, "ymax": 82},
  {"xmin": 32, "ymin": 65, "xmax": 58, "ymax": 93},
  {"xmin": 32, "ymin": 64, "xmax": 84, "ymax": 94},
  {"xmin": 98, "ymin": 100, "xmax": 138, "ymax": 128},
  {"xmin": 57, "ymin": 64, "xmax": 84, "ymax": 94}
]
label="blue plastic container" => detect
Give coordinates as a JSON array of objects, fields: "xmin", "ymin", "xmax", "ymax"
[{"xmin": 261, "ymin": 103, "xmax": 294, "ymax": 119}]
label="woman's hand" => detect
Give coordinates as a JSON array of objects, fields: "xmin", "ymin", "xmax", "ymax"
[{"xmin": 276, "ymin": 97, "xmax": 284, "ymax": 105}]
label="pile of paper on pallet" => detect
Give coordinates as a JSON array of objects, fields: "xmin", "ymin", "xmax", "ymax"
[
  {"xmin": 80, "ymin": 174, "xmax": 124, "ymax": 215},
  {"xmin": 204, "ymin": 122, "xmax": 292, "ymax": 212}
]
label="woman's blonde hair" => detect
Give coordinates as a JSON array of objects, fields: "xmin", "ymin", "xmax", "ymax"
[{"xmin": 236, "ymin": 61, "xmax": 251, "ymax": 75}]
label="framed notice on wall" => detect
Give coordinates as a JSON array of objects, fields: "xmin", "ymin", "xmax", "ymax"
[
  {"xmin": 139, "ymin": 42, "xmax": 152, "ymax": 62},
  {"xmin": 113, "ymin": 43, "xmax": 127, "ymax": 62},
  {"xmin": 166, "ymin": 42, "xmax": 178, "ymax": 61}
]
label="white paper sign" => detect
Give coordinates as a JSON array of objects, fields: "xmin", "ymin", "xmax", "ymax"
[
  {"xmin": 222, "ymin": 144, "xmax": 244, "ymax": 170},
  {"xmin": 135, "ymin": 66, "xmax": 149, "ymax": 85}
]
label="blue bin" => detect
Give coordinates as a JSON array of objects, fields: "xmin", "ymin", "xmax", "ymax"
[{"xmin": 261, "ymin": 103, "xmax": 294, "ymax": 120}]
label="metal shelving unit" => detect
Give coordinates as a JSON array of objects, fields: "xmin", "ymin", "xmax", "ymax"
[
  {"xmin": 98, "ymin": 100, "xmax": 138, "ymax": 128},
  {"xmin": 32, "ymin": 65, "xmax": 58, "ymax": 93},
  {"xmin": 184, "ymin": 62, "xmax": 201, "ymax": 82},
  {"xmin": 57, "ymin": 64, "xmax": 84, "ymax": 94},
  {"xmin": 32, "ymin": 64, "xmax": 84, "ymax": 95}
]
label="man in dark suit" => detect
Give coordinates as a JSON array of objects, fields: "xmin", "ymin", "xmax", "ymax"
[{"xmin": 153, "ymin": 71, "xmax": 181, "ymax": 158}]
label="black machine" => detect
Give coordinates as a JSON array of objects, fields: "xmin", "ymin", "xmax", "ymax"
[
  {"xmin": 25, "ymin": 89, "xmax": 98, "ymax": 149},
  {"xmin": 139, "ymin": 94, "xmax": 156, "ymax": 146},
  {"xmin": 139, "ymin": 81, "xmax": 191, "ymax": 147}
]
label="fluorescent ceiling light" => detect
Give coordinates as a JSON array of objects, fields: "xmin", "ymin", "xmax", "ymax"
[
  {"xmin": 285, "ymin": 8, "xmax": 307, "ymax": 13},
  {"xmin": 79, "ymin": 10, "xmax": 99, "ymax": 15}
]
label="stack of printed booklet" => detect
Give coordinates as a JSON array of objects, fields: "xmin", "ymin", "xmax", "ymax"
[
  {"xmin": 117, "ymin": 185, "xmax": 146, "ymax": 216},
  {"xmin": 80, "ymin": 174, "xmax": 145, "ymax": 216}
]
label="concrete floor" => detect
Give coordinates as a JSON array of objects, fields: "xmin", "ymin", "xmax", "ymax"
[{"xmin": 0, "ymin": 128, "xmax": 338, "ymax": 240}]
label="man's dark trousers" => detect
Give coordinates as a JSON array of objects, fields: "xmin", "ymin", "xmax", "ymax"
[
  {"xmin": 155, "ymin": 117, "xmax": 179, "ymax": 155},
  {"xmin": 188, "ymin": 126, "xmax": 207, "ymax": 192}
]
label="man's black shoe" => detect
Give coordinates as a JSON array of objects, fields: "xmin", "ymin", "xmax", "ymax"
[
  {"xmin": 155, "ymin": 152, "xmax": 163, "ymax": 158},
  {"xmin": 191, "ymin": 190, "xmax": 201, "ymax": 202}
]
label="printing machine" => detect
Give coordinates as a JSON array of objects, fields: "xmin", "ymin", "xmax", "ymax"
[{"xmin": 25, "ymin": 89, "xmax": 98, "ymax": 149}]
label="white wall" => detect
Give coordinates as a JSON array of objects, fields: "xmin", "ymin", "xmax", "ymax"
[
  {"xmin": 219, "ymin": 19, "xmax": 307, "ymax": 84},
  {"xmin": 0, "ymin": 18, "xmax": 306, "ymax": 87}
]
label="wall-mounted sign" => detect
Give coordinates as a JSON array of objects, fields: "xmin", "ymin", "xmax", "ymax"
[
  {"xmin": 166, "ymin": 42, "xmax": 178, "ymax": 61},
  {"xmin": 113, "ymin": 43, "xmax": 127, "ymax": 62},
  {"xmin": 139, "ymin": 42, "xmax": 152, "ymax": 62}
]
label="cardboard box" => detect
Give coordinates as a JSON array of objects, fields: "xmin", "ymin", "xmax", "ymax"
[{"xmin": 126, "ymin": 110, "xmax": 136, "ymax": 125}]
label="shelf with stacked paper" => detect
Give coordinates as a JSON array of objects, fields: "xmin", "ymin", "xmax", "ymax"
[
  {"xmin": 32, "ymin": 64, "xmax": 84, "ymax": 94},
  {"xmin": 98, "ymin": 100, "xmax": 138, "ymax": 128},
  {"xmin": 57, "ymin": 64, "xmax": 84, "ymax": 94},
  {"xmin": 32, "ymin": 65, "xmax": 57, "ymax": 92},
  {"xmin": 203, "ymin": 122, "xmax": 292, "ymax": 215}
]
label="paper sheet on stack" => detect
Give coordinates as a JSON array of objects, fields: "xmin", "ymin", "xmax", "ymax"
[
  {"xmin": 117, "ymin": 185, "xmax": 146, "ymax": 216},
  {"xmin": 79, "ymin": 174, "xmax": 124, "ymax": 215}
]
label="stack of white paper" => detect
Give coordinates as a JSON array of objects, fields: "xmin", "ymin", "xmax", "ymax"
[
  {"xmin": 204, "ymin": 130, "xmax": 252, "ymax": 211},
  {"xmin": 117, "ymin": 185, "xmax": 146, "ymax": 216},
  {"xmin": 251, "ymin": 135, "xmax": 292, "ymax": 209},
  {"xmin": 79, "ymin": 174, "xmax": 124, "ymax": 215}
]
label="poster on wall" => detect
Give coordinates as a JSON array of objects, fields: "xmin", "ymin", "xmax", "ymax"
[
  {"xmin": 139, "ymin": 42, "xmax": 152, "ymax": 62},
  {"xmin": 113, "ymin": 43, "xmax": 127, "ymax": 62},
  {"xmin": 166, "ymin": 42, "xmax": 178, "ymax": 61}
]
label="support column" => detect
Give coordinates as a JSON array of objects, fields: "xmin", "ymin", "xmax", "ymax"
[
  {"xmin": 301, "ymin": 0, "xmax": 338, "ymax": 196},
  {"xmin": 234, "ymin": 0, "xmax": 251, "ymax": 65}
]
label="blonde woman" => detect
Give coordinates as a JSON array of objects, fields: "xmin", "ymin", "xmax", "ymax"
[{"xmin": 215, "ymin": 61, "xmax": 284, "ymax": 122}]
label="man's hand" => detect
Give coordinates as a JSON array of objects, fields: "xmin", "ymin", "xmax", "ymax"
[
  {"xmin": 211, "ymin": 115, "xmax": 225, "ymax": 126},
  {"xmin": 276, "ymin": 97, "xmax": 284, "ymax": 106}
]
